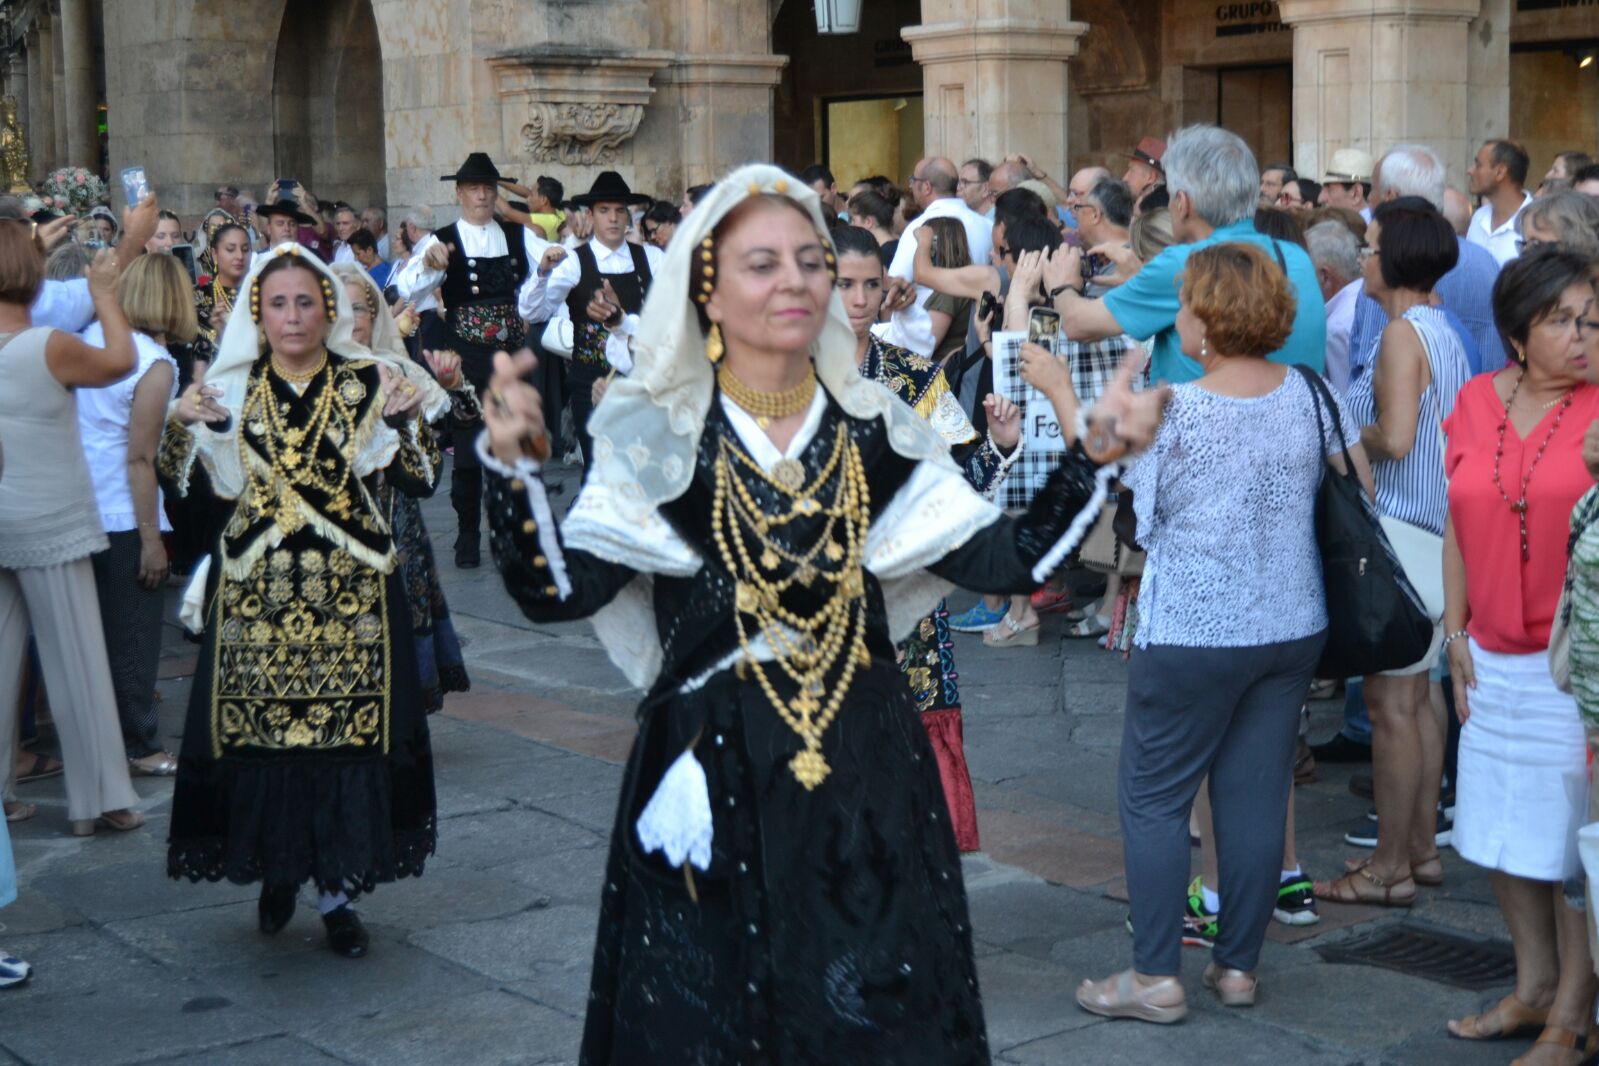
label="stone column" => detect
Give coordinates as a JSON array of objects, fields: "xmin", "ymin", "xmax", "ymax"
[
  {"xmin": 58, "ymin": 0, "xmax": 95, "ymax": 170},
  {"xmin": 50, "ymin": 11, "xmax": 66, "ymax": 169},
  {"xmin": 902, "ymin": 1, "xmax": 1088, "ymax": 181},
  {"xmin": 1277, "ymin": 0, "xmax": 1485, "ymax": 186},
  {"xmin": 1466, "ymin": 0, "xmax": 1511, "ymax": 155},
  {"xmin": 653, "ymin": 55, "xmax": 788, "ymax": 191},
  {"xmin": 33, "ymin": 17, "xmax": 55, "ymax": 176},
  {"xmin": 10, "ymin": 51, "xmax": 31, "ymax": 174}
]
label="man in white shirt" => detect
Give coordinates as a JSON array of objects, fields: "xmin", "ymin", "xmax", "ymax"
[
  {"xmin": 393, "ymin": 152, "xmax": 564, "ymax": 567},
  {"xmin": 361, "ymin": 206, "xmax": 391, "ymax": 261},
  {"xmin": 879, "ymin": 156, "xmax": 992, "ymax": 355},
  {"xmin": 518, "ymin": 170, "xmax": 663, "ymax": 471},
  {"xmin": 1467, "ymin": 138, "xmax": 1533, "ymax": 266},
  {"xmin": 330, "ymin": 204, "xmax": 359, "ymax": 264},
  {"xmin": 1305, "ymin": 220, "xmax": 1363, "ymax": 393}
]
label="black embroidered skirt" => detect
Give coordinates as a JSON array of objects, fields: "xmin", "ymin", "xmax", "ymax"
[
  {"xmin": 579, "ymin": 662, "xmax": 990, "ymax": 1065},
  {"xmin": 167, "ymin": 543, "xmax": 437, "ymax": 894}
]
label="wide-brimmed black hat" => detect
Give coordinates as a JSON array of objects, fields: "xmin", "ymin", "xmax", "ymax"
[
  {"xmin": 257, "ymin": 191, "xmax": 315, "ymax": 226},
  {"xmin": 567, "ymin": 171, "xmax": 650, "ymax": 208},
  {"xmin": 442, "ymin": 152, "xmax": 514, "ymax": 185}
]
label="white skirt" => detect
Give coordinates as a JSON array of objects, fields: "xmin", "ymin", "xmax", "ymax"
[{"xmin": 1454, "ymin": 638, "xmax": 1589, "ymax": 881}]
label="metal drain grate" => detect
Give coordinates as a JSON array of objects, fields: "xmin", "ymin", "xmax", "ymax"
[{"xmin": 1315, "ymin": 922, "xmax": 1516, "ymax": 990}]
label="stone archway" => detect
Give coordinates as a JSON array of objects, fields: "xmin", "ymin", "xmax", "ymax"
[{"xmin": 272, "ymin": 0, "xmax": 386, "ymax": 210}]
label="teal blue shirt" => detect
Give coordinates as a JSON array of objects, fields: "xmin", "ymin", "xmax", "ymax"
[{"xmin": 1100, "ymin": 219, "xmax": 1327, "ymax": 384}]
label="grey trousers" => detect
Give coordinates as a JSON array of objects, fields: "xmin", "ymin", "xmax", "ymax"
[
  {"xmin": 1120, "ymin": 630, "xmax": 1326, "ymax": 975},
  {"xmin": 89, "ymin": 530, "xmax": 164, "ymax": 759}
]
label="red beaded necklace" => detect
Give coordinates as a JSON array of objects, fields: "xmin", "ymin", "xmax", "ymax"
[{"xmin": 1493, "ymin": 371, "xmax": 1573, "ymax": 562}]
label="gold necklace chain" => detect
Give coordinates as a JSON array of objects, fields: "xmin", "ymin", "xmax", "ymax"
[
  {"xmin": 241, "ymin": 358, "xmax": 361, "ymax": 532},
  {"xmin": 212, "ymin": 277, "xmax": 235, "ymax": 318},
  {"xmin": 710, "ymin": 423, "xmax": 871, "ymax": 790},
  {"xmin": 717, "ymin": 364, "xmax": 817, "ymax": 429},
  {"xmin": 271, "ymin": 348, "xmax": 328, "ymax": 385}
]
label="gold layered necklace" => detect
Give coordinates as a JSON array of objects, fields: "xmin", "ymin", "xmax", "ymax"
[
  {"xmin": 243, "ymin": 353, "xmax": 357, "ymax": 533},
  {"xmin": 710, "ymin": 421, "xmax": 872, "ymax": 790},
  {"xmin": 271, "ymin": 349, "xmax": 328, "ymax": 387},
  {"xmin": 211, "ymin": 276, "xmax": 236, "ymax": 320},
  {"xmin": 717, "ymin": 364, "xmax": 816, "ymax": 429}
]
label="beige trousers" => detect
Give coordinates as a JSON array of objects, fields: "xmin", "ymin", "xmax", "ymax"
[{"xmin": 0, "ymin": 558, "xmax": 139, "ymax": 821}]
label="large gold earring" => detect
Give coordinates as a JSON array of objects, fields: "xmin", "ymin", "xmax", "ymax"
[{"xmin": 706, "ymin": 323, "xmax": 724, "ymax": 364}]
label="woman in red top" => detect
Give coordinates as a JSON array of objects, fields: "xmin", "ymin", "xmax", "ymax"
[{"xmin": 1442, "ymin": 247, "xmax": 1599, "ymax": 1061}]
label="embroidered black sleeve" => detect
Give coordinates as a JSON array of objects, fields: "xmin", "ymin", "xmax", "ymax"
[
  {"xmin": 929, "ymin": 444, "xmax": 1103, "ymax": 594},
  {"xmin": 157, "ymin": 417, "xmax": 198, "ymax": 498},
  {"xmin": 952, "ymin": 435, "xmax": 1007, "ymax": 496},
  {"xmin": 484, "ymin": 468, "xmax": 636, "ymax": 622},
  {"xmin": 385, "ymin": 421, "xmax": 442, "ymax": 499}
]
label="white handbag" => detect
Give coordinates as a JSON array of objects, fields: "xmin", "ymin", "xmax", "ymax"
[
  {"xmin": 1378, "ymin": 515, "xmax": 1444, "ymax": 623},
  {"xmin": 541, "ymin": 317, "xmax": 574, "ymax": 359}
]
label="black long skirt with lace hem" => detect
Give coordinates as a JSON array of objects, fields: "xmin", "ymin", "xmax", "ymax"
[
  {"xmin": 166, "ymin": 563, "xmax": 437, "ymax": 895},
  {"xmin": 579, "ymin": 662, "xmax": 990, "ymax": 1066}
]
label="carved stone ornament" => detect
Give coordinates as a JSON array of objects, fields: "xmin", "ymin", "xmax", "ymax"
[
  {"xmin": 522, "ymin": 102, "xmax": 646, "ymax": 166},
  {"xmin": 490, "ymin": 50, "xmax": 673, "ymax": 171}
]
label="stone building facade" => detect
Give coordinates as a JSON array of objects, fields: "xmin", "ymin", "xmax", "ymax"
[{"xmin": 0, "ymin": 0, "xmax": 1593, "ymax": 222}]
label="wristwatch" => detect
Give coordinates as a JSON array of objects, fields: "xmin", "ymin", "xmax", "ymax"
[{"xmin": 1049, "ymin": 283, "xmax": 1080, "ymax": 299}]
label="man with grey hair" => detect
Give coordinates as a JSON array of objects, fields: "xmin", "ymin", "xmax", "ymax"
[
  {"xmin": 986, "ymin": 158, "xmax": 1030, "ymax": 211},
  {"xmin": 1354, "ymin": 143, "xmax": 1504, "ymax": 373},
  {"xmin": 1047, "ymin": 124, "xmax": 1326, "ymax": 383},
  {"xmin": 1305, "ymin": 221, "xmax": 1363, "ymax": 392},
  {"xmin": 361, "ymin": 205, "xmax": 389, "ymax": 260}
]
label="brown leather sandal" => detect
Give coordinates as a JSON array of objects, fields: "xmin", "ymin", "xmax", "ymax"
[
  {"xmin": 1448, "ymin": 993, "xmax": 1551, "ymax": 1041},
  {"xmin": 1509, "ymin": 1024, "xmax": 1599, "ymax": 1065},
  {"xmin": 1313, "ymin": 864, "xmax": 1416, "ymax": 906},
  {"xmin": 1409, "ymin": 852, "xmax": 1444, "ymax": 887}
]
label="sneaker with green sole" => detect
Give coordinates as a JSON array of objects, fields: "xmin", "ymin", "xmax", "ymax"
[
  {"xmin": 1272, "ymin": 873, "xmax": 1321, "ymax": 926},
  {"xmin": 1123, "ymin": 875, "xmax": 1218, "ymax": 948}
]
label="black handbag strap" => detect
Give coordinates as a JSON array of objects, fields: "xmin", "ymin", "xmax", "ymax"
[{"xmin": 1294, "ymin": 364, "xmax": 1358, "ymax": 482}]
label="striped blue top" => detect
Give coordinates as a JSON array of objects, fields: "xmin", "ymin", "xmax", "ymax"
[{"xmin": 1345, "ymin": 305, "xmax": 1470, "ymax": 535}]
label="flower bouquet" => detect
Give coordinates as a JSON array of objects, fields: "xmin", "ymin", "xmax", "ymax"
[{"xmin": 41, "ymin": 166, "xmax": 109, "ymax": 215}]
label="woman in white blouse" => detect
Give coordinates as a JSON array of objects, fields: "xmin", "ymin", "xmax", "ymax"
[{"xmin": 78, "ymin": 254, "xmax": 194, "ymax": 776}]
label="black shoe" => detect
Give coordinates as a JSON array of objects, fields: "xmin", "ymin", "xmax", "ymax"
[
  {"xmin": 1342, "ymin": 816, "xmax": 1378, "ymax": 848},
  {"xmin": 454, "ymin": 542, "xmax": 481, "ymax": 569},
  {"xmin": 1309, "ymin": 733, "xmax": 1372, "ymax": 764},
  {"xmin": 1349, "ymin": 773, "xmax": 1374, "ymax": 799},
  {"xmin": 322, "ymin": 905, "xmax": 369, "ymax": 958},
  {"xmin": 258, "ymin": 885, "xmax": 296, "ymax": 935}
]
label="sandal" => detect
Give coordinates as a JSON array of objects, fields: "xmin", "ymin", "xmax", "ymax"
[
  {"xmin": 1410, "ymin": 852, "xmax": 1445, "ymax": 887},
  {"xmin": 984, "ymin": 615, "xmax": 1039, "ymax": 648},
  {"xmin": 128, "ymin": 752, "xmax": 178, "ymax": 777},
  {"xmin": 1066, "ymin": 615, "xmax": 1110, "ymax": 639},
  {"xmin": 71, "ymin": 809, "xmax": 146, "ymax": 837},
  {"xmin": 1449, "ymin": 993, "xmax": 1551, "ymax": 1041},
  {"xmin": 1313, "ymin": 864, "xmax": 1416, "ymax": 907},
  {"xmin": 1202, "ymin": 963, "xmax": 1257, "ymax": 1007},
  {"xmin": 14, "ymin": 752, "xmax": 62, "ymax": 784},
  {"xmin": 4, "ymin": 802, "xmax": 35, "ymax": 823},
  {"xmin": 1076, "ymin": 968, "xmax": 1187, "ymax": 1024},
  {"xmin": 1510, "ymin": 1024, "xmax": 1599, "ymax": 1065}
]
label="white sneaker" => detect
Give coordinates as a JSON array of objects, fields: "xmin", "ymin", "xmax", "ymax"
[{"xmin": 0, "ymin": 950, "xmax": 32, "ymax": 987}]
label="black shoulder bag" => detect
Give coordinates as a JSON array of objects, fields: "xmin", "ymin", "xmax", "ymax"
[{"xmin": 1296, "ymin": 365, "xmax": 1434, "ymax": 677}]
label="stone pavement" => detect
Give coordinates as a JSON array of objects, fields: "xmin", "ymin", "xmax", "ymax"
[{"xmin": 0, "ymin": 462, "xmax": 1534, "ymax": 1065}]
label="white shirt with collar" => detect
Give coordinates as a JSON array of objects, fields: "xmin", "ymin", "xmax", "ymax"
[
  {"xmin": 31, "ymin": 278, "xmax": 94, "ymax": 333},
  {"xmin": 331, "ymin": 242, "xmax": 356, "ymax": 265},
  {"xmin": 877, "ymin": 197, "xmax": 993, "ymax": 356},
  {"xmin": 392, "ymin": 218, "xmax": 550, "ymax": 306},
  {"xmin": 1323, "ymin": 277, "xmax": 1363, "ymax": 394},
  {"xmin": 1468, "ymin": 190, "xmax": 1533, "ymax": 267},
  {"xmin": 519, "ymin": 236, "xmax": 663, "ymax": 325}
]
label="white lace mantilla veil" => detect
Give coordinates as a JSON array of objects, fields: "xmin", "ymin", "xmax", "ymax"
[
  {"xmin": 559, "ymin": 163, "xmax": 1003, "ymax": 688},
  {"xmin": 328, "ymin": 261, "xmax": 451, "ymax": 421},
  {"xmin": 190, "ymin": 243, "xmax": 448, "ymax": 498}
]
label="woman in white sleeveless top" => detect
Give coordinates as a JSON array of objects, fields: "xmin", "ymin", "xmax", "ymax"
[
  {"xmin": 1316, "ymin": 198, "xmax": 1469, "ymax": 907},
  {"xmin": 0, "ymin": 222, "xmax": 144, "ymax": 835}
]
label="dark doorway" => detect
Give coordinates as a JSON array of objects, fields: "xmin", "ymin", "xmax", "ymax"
[{"xmin": 1217, "ymin": 63, "xmax": 1293, "ymax": 170}]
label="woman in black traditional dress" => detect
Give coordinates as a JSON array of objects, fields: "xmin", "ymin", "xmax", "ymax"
[
  {"xmin": 160, "ymin": 243, "xmax": 446, "ymax": 958},
  {"xmin": 331, "ymin": 261, "xmax": 473, "ymax": 712},
  {"xmin": 476, "ymin": 165, "xmax": 1166, "ymax": 1063}
]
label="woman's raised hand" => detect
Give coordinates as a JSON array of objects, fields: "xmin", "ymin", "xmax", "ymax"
[
  {"xmin": 983, "ymin": 393, "xmax": 1021, "ymax": 453},
  {"xmin": 484, "ymin": 348, "xmax": 548, "ymax": 466},
  {"xmin": 377, "ymin": 364, "xmax": 425, "ymax": 422},
  {"xmin": 422, "ymin": 348, "xmax": 463, "ymax": 390},
  {"xmin": 1090, "ymin": 348, "xmax": 1169, "ymax": 456},
  {"xmin": 174, "ymin": 363, "xmax": 228, "ymax": 426}
]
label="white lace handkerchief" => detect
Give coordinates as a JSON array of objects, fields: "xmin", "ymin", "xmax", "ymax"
[
  {"xmin": 179, "ymin": 556, "xmax": 211, "ymax": 634},
  {"xmin": 635, "ymin": 749, "xmax": 713, "ymax": 872}
]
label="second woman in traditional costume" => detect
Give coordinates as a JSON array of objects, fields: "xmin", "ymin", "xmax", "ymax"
[{"xmin": 161, "ymin": 244, "xmax": 447, "ymax": 958}]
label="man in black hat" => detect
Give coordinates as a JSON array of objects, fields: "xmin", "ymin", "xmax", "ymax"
[
  {"xmin": 255, "ymin": 181, "xmax": 331, "ymax": 262},
  {"xmin": 518, "ymin": 170, "xmax": 661, "ymax": 470},
  {"xmin": 393, "ymin": 152, "xmax": 565, "ymax": 567}
]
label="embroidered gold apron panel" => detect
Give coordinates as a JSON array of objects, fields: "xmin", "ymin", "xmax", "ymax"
[{"xmin": 211, "ymin": 546, "xmax": 391, "ymax": 756}]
